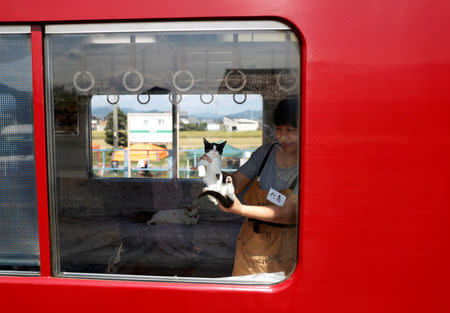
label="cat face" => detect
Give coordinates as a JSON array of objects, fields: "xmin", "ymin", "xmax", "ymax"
[{"xmin": 203, "ymin": 138, "xmax": 227, "ymax": 155}]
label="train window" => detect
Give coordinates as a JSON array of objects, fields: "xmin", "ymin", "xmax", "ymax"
[
  {"xmin": 0, "ymin": 27, "xmax": 40, "ymax": 274},
  {"xmin": 45, "ymin": 21, "xmax": 300, "ymax": 284},
  {"xmin": 90, "ymin": 93, "xmax": 262, "ymax": 178},
  {"xmin": 177, "ymin": 94, "xmax": 263, "ymax": 178}
]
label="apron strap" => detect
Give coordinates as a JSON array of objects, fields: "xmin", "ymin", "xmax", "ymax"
[
  {"xmin": 288, "ymin": 176, "xmax": 298, "ymax": 191},
  {"xmin": 257, "ymin": 143, "xmax": 277, "ymax": 178}
]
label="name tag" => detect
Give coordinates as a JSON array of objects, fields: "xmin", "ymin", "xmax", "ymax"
[{"xmin": 267, "ymin": 188, "xmax": 286, "ymax": 206}]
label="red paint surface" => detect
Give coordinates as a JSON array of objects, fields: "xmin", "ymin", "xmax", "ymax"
[
  {"xmin": 31, "ymin": 25, "xmax": 52, "ymax": 278},
  {"xmin": 1, "ymin": 1, "xmax": 450, "ymax": 312}
]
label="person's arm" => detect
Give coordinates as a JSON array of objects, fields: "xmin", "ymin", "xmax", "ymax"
[
  {"xmin": 217, "ymin": 192, "xmax": 298, "ymax": 225},
  {"xmin": 229, "ymin": 171, "xmax": 251, "ymax": 195}
]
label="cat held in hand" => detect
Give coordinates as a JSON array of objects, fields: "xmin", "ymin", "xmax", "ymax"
[{"xmin": 197, "ymin": 138, "xmax": 235, "ymax": 208}]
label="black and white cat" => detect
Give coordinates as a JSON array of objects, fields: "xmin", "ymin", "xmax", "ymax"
[
  {"xmin": 197, "ymin": 138, "xmax": 235, "ymax": 208},
  {"xmin": 197, "ymin": 138, "xmax": 226, "ymax": 183},
  {"xmin": 198, "ymin": 175, "xmax": 235, "ymax": 208}
]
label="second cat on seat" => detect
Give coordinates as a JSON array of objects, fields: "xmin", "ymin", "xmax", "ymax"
[
  {"xmin": 146, "ymin": 206, "xmax": 199, "ymax": 225},
  {"xmin": 134, "ymin": 206, "xmax": 199, "ymax": 226},
  {"xmin": 197, "ymin": 138, "xmax": 235, "ymax": 208}
]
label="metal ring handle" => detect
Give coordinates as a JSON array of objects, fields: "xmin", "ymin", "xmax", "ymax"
[
  {"xmin": 73, "ymin": 71, "xmax": 95, "ymax": 92},
  {"xmin": 107, "ymin": 94, "xmax": 120, "ymax": 105},
  {"xmin": 122, "ymin": 70, "xmax": 144, "ymax": 92},
  {"xmin": 276, "ymin": 71, "xmax": 297, "ymax": 92},
  {"xmin": 169, "ymin": 92, "xmax": 182, "ymax": 105},
  {"xmin": 137, "ymin": 93, "xmax": 150, "ymax": 105},
  {"xmin": 233, "ymin": 93, "xmax": 247, "ymax": 104},
  {"xmin": 200, "ymin": 93, "xmax": 214, "ymax": 104},
  {"xmin": 172, "ymin": 69, "xmax": 195, "ymax": 92},
  {"xmin": 224, "ymin": 70, "xmax": 246, "ymax": 92}
]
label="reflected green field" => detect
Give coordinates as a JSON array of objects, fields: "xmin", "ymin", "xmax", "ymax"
[{"xmin": 92, "ymin": 130, "xmax": 262, "ymax": 150}]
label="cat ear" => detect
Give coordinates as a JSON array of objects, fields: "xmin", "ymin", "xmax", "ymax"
[
  {"xmin": 216, "ymin": 141, "xmax": 226, "ymax": 154},
  {"xmin": 203, "ymin": 138, "xmax": 209, "ymax": 145}
]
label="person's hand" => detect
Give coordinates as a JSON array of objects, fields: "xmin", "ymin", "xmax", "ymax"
[
  {"xmin": 197, "ymin": 154, "xmax": 212, "ymax": 177},
  {"xmin": 199, "ymin": 154, "xmax": 212, "ymax": 163},
  {"xmin": 217, "ymin": 195, "xmax": 243, "ymax": 215}
]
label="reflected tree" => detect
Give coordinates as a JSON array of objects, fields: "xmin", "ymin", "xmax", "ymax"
[{"xmin": 104, "ymin": 108, "xmax": 127, "ymax": 148}]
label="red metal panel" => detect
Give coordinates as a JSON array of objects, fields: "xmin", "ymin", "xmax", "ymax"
[
  {"xmin": 31, "ymin": 25, "xmax": 52, "ymax": 277},
  {"xmin": 1, "ymin": 0, "xmax": 280, "ymax": 22},
  {"xmin": 0, "ymin": 0, "xmax": 450, "ymax": 312}
]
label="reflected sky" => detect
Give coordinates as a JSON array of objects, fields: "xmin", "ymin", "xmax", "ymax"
[{"xmin": 91, "ymin": 94, "xmax": 262, "ymax": 117}]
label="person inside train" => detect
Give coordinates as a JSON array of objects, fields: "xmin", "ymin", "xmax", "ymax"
[{"xmin": 200, "ymin": 97, "xmax": 299, "ymax": 276}]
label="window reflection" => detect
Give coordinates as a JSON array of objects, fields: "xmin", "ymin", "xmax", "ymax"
[{"xmin": 0, "ymin": 33, "xmax": 39, "ymax": 272}]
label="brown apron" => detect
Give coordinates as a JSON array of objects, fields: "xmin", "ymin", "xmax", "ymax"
[{"xmin": 232, "ymin": 144, "xmax": 297, "ymax": 276}]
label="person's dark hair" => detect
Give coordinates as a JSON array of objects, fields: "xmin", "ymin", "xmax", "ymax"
[{"xmin": 272, "ymin": 97, "xmax": 299, "ymax": 127}]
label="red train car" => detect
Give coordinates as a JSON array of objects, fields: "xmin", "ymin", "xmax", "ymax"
[{"xmin": 1, "ymin": 0, "xmax": 449, "ymax": 312}]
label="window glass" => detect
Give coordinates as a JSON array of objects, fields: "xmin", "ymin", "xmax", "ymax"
[
  {"xmin": 91, "ymin": 95, "xmax": 173, "ymax": 178},
  {"xmin": 90, "ymin": 94, "xmax": 262, "ymax": 178},
  {"xmin": 0, "ymin": 32, "xmax": 40, "ymax": 273},
  {"xmin": 177, "ymin": 94, "xmax": 262, "ymax": 178},
  {"xmin": 46, "ymin": 22, "xmax": 300, "ymax": 283}
]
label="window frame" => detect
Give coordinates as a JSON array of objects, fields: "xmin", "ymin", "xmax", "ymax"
[{"xmin": 44, "ymin": 20, "xmax": 301, "ymax": 284}]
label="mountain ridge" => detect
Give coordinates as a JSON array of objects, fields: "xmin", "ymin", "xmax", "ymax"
[{"xmin": 92, "ymin": 107, "xmax": 262, "ymax": 121}]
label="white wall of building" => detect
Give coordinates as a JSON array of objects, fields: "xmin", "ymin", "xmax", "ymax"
[
  {"xmin": 206, "ymin": 123, "xmax": 221, "ymax": 131},
  {"xmin": 223, "ymin": 117, "xmax": 259, "ymax": 132}
]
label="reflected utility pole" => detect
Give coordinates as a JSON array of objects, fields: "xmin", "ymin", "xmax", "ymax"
[{"xmin": 113, "ymin": 103, "xmax": 118, "ymax": 149}]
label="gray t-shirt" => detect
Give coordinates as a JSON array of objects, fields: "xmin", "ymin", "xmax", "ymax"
[{"xmin": 238, "ymin": 143, "xmax": 298, "ymax": 195}]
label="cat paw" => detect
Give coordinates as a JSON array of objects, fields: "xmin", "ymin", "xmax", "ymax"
[{"xmin": 226, "ymin": 176, "xmax": 233, "ymax": 184}]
